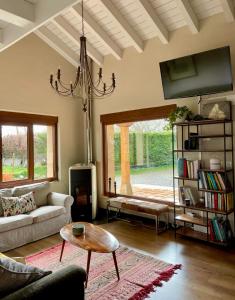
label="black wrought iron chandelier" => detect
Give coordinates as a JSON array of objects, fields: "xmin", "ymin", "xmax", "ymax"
[{"xmin": 49, "ymin": 0, "xmax": 116, "ymax": 111}]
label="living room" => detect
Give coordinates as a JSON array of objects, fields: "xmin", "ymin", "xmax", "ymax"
[{"xmin": 0, "ymin": 0, "xmax": 235, "ymax": 299}]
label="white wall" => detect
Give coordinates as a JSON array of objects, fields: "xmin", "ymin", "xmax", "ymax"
[
  {"xmin": 92, "ymin": 14, "xmax": 235, "ymax": 207},
  {"xmin": 0, "ymin": 33, "xmax": 85, "ymax": 194}
]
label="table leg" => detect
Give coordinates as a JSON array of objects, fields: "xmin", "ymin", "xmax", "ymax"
[
  {"xmin": 112, "ymin": 251, "xmax": 120, "ymax": 280},
  {"xmin": 59, "ymin": 240, "xmax": 65, "ymax": 262},
  {"xmin": 85, "ymin": 250, "xmax": 92, "ymax": 288}
]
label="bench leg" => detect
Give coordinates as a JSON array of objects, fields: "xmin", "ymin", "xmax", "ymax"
[
  {"xmin": 155, "ymin": 216, "xmax": 159, "ymax": 234},
  {"xmin": 107, "ymin": 202, "xmax": 110, "ymax": 223},
  {"xmin": 166, "ymin": 212, "xmax": 169, "ymax": 229}
]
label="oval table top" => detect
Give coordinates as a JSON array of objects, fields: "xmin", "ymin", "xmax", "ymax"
[{"xmin": 60, "ymin": 222, "xmax": 119, "ymax": 253}]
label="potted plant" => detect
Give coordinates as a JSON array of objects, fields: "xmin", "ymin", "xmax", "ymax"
[{"xmin": 167, "ymin": 106, "xmax": 192, "ymax": 127}]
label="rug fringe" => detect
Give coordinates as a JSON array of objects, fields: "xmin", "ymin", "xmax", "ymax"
[{"xmin": 128, "ymin": 264, "xmax": 182, "ymax": 300}]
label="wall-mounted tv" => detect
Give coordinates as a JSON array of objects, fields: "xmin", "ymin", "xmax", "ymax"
[{"xmin": 159, "ymin": 46, "xmax": 233, "ymax": 100}]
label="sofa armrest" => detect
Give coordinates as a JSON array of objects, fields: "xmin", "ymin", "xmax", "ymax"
[
  {"xmin": 47, "ymin": 192, "xmax": 74, "ymax": 212},
  {"xmin": 1, "ymin": 265, "xmax": 86, "ymax": 300}
]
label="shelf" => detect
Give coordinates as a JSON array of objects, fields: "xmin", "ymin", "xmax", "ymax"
[
  {"xmin": 176, "ymin": 227, "xmax": 208, "ymax": 241},
  {"xmin": 189, "ymin": 134, "xmax": 232, "ymax": 139},
  {"xmin": 176, "ymin": 214, "xmax": 208, "ymax": 226},
  {"xmin": 198, "ymin": 168, "xmax": 233, "ymax": 173},
  {"xmin": 175, "ymin": 203, "xmax": 234, "ymax": 214},
  {"xmin": 174, "ymin": 176, "xmax": 198, "ymax": 181},
  {"xmin": 173, "ymin": 117, "xmax": 234, "ymax": 248},
  {"xmin": 174, "ymin": 149, "xmax": 232, "ymax": 152},
  {"xmin": 176, "ymin": 227, "xmax": 230, "ymax": 246},
  {"xmin": 173, "ymin": 119, "xmax": 232, "ymax": 126},
  {"xmin": 198, "ymin": 188, "xmax": 233, "ymax": 193}
]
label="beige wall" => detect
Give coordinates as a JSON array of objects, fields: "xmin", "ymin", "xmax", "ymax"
[
  {"xmin": 93, "ymin": 14, "xmax": 235, "ymax": 207},
  {"xmin": 0, "ymin": 33, "xmax": 84, "ymax": 194}
]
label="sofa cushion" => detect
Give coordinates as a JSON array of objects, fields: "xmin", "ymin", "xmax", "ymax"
[
  {"xmin": 0, "ymin": 257, "xmax": 51, "ymax": 298},
  {"xmin": 0, "ymin": 189, "xmax": 13, "ymax": 217},
  {"xmin": 1, "ymin": 192, "xmax": 37, "ymax": 217},
  {"xmin": 28, "ymin": 206, "xmax": 66, "ymax": 223},
  {"xmin": 0, "ymin": 215, "xmax": 33, "ymax": 233},
  {"xmin": 12, "ymin": 182, "xmax": 50, "ymax": 206}
]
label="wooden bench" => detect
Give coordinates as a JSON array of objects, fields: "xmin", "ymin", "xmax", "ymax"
[{"xmin": 107, "ymin": 197, "xmax": 169, "ymax": 234}]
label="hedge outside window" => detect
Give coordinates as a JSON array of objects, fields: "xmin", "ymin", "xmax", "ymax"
[
  {"xmin": 100, "ymin": 104, "xmax": 177, "ymax": 203},
  {"xmin": 0, "ymin": 111, "xmax": 58, "ymax": 187}
]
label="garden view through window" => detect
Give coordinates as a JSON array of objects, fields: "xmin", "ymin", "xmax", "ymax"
[
  {"xmin": 2, "ymin": 125, "xmax": 54, "ymax": 182},
  {"xmin": 0, "ymin": 111, "xmax": 58, "ymax": 186},
  {"xmin": 106, "ymin": 119, "xmax": 174, "ymax": 202}
]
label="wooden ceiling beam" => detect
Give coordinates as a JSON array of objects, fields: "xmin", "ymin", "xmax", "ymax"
[
  {"xmin": 220, "ymin": 0, "xmax": 235, "ymax": 22},
  {"xmin": 99, "ymin": 0, "xmax": 144, "ymax": 53},
  {"xmin": 36, "ymin": 26, "xmax": 79, "ymax": 67},
  {"xmin": 0, "ymin": 0, "xmax": 34, "ymax": 27},
  {"xmin": 0, "ymin": 0, "xmax": 81, "ymax": 53},
  {"xmin": 52, "ymin": 15, "xmax": 103, "ymax": 65},
  {"xmin": 138, "ymin": 0, "xmax": 169, "ymax": 44},
  {"xmin": 176, "ymin": 0, "xmax": 199, "ymax": 34},
  {"xmin": 71, "ymin": 3, "xmax": 122, "ymax": 60}
]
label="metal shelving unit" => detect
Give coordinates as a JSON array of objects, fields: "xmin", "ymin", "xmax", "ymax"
[{"xmin": 172, "ymin": 119, "xmax": 234, "ymax": 246}]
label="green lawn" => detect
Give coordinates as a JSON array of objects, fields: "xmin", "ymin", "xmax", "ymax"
[{"xmin": 3, "ymin": 165, "xmax": 47, "ymax": 180}]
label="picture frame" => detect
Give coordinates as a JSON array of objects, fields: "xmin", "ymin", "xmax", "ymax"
[{"xmin": 200, "ymin": 100, "xmax": 231, "ymax": 120}]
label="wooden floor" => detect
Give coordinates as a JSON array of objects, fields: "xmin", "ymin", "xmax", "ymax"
[{"xmin": 6, "ymin": 220, "xmax": 235, "ymax": 300}]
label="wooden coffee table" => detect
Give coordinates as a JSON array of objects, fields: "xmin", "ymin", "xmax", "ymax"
[{"xmin": 59, "ymin": 222, "xmax": 120, "ymax": 287}]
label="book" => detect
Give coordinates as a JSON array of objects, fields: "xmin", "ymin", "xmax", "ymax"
[
  {"xmin": 183, "ymin": 159, "xmax": 188, "ymax": 178},
  {"xmin": 214, "ymin": 173, "xmax": 222, "ymax": 191},
  {"xmin": 203, "ymin": 171, "xmax": 209, "ymax": 189},
  {"xmin": 214, "ymin": 193, "xmax": 218, "ymax": 210},
  {"xmin": 212, "ymin": 217, "xmax": 223, "ymax": 241},
  {"xmin": 177, "ymin": 158, "xmax": 185, "ymax": 177},
  {"xmin": 186, "ymin": 160, "xmax": 191, "ymax": 178},
  {"xmin": 216, "ymin": 172, "xmax": 226, "ymax": 190},
  {"xmin": 206, "ymin": 173, "xmax": 213, "ymax": 190},
  {"xmin": 208, "ymin": 172, "xmax": 218, "ymax": 190},
  {"xmin": 208, "ymin": 220, "xmax": 215, "ymax": 241},
  {"xmin": 193, "ymin": 160, "xmax": 200, "ymax": 179}
]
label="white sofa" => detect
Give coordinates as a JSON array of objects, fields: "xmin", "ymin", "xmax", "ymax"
[{"xmin": 0, "ymin": 182, "xmax": 74, "ymax": 252}]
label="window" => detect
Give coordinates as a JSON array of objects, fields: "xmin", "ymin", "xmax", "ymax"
[
  {"xmin": 0, "ymin": 111, "xmax": 58, "ymax": 187},
  {"xmin": 101, "ymin": 105, "xmax": 176, "ymax": 203}
]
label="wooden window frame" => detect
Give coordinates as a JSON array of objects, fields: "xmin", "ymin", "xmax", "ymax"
[
  {"xmin": 100, "ymin": 104, "xmax": 176, "ymax": 202},
  {"xmin": 0, "ymin": 111, "xmax": 58, "ymax": 188}
]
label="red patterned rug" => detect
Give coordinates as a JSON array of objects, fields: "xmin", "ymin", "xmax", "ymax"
[{"xmin": 26, "ymin": 243, "xmax": 181, "ymax": 300}]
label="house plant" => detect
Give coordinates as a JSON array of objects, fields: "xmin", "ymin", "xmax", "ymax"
[{"xmin": 167, "ymin": 106, "xmax": 192, "ymax": 127}]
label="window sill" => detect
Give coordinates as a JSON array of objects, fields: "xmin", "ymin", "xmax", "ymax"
[{"xmin": 0, "ymin": 177, "xmax": 58, "ymax": 189}]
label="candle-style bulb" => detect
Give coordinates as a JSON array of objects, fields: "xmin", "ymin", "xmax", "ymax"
[
  {"xmin": 57, "ymin": 68, "xmax": 61, "ymax": 80},
  {"xmin": 99, "ymin": 68, "xmax": 102, "ymax": 78},
  {"xmin": 50, "ymin": 74, "xmax": 53, "ymax": 84}
]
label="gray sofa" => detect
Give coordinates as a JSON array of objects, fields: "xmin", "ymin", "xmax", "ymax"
[
  {"xmin": 0, "ymin": 182, "xmax": 74, "ymax": 252},
  {"xmin": 1, "ymin": 265, "xmax": 86, "ymax": 300}
]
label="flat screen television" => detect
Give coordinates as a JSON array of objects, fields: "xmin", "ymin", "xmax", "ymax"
[{"xmin": 159, "ymin": 46, "xmax": 233, "ymax": 100}]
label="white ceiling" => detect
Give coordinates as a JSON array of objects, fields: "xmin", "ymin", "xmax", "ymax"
[{"xmin": 0, "ymin": 0, "xmax": 234, "ymax": 66}]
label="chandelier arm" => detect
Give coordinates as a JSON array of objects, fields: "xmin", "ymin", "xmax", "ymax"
[
  {"xmin": 55, "ymin": 87, "xmax": 73, "ymax": 95},
  {"xmin": 57, "ymin": 79, "xmax": 73, "ymax": 91}
]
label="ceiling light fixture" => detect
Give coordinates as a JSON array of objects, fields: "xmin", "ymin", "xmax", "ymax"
[{"xmin": 49, "ymin": 0, "xmax": 116, "ymax": 112}]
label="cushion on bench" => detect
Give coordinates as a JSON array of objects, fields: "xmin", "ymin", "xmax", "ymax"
[{"xmin": 109, "ymin": 197, "xmax": 169, "ymax": 216}]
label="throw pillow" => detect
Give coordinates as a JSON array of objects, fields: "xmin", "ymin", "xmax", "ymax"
[
  {"xmin": 1, "ymin": 192, "xmax": 37, "ymax": 217},
  {"xmin": 0, "ymin": 189, "xmax": 12, "ymax": 217},
  {"xmin": 0, "ymin": 257, "xmax": 51, "ymax": 297}
]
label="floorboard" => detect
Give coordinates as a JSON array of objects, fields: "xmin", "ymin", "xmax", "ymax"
[{"xmin": 6, "ymin": 220, "xmax": 235, "ymax": 300}]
